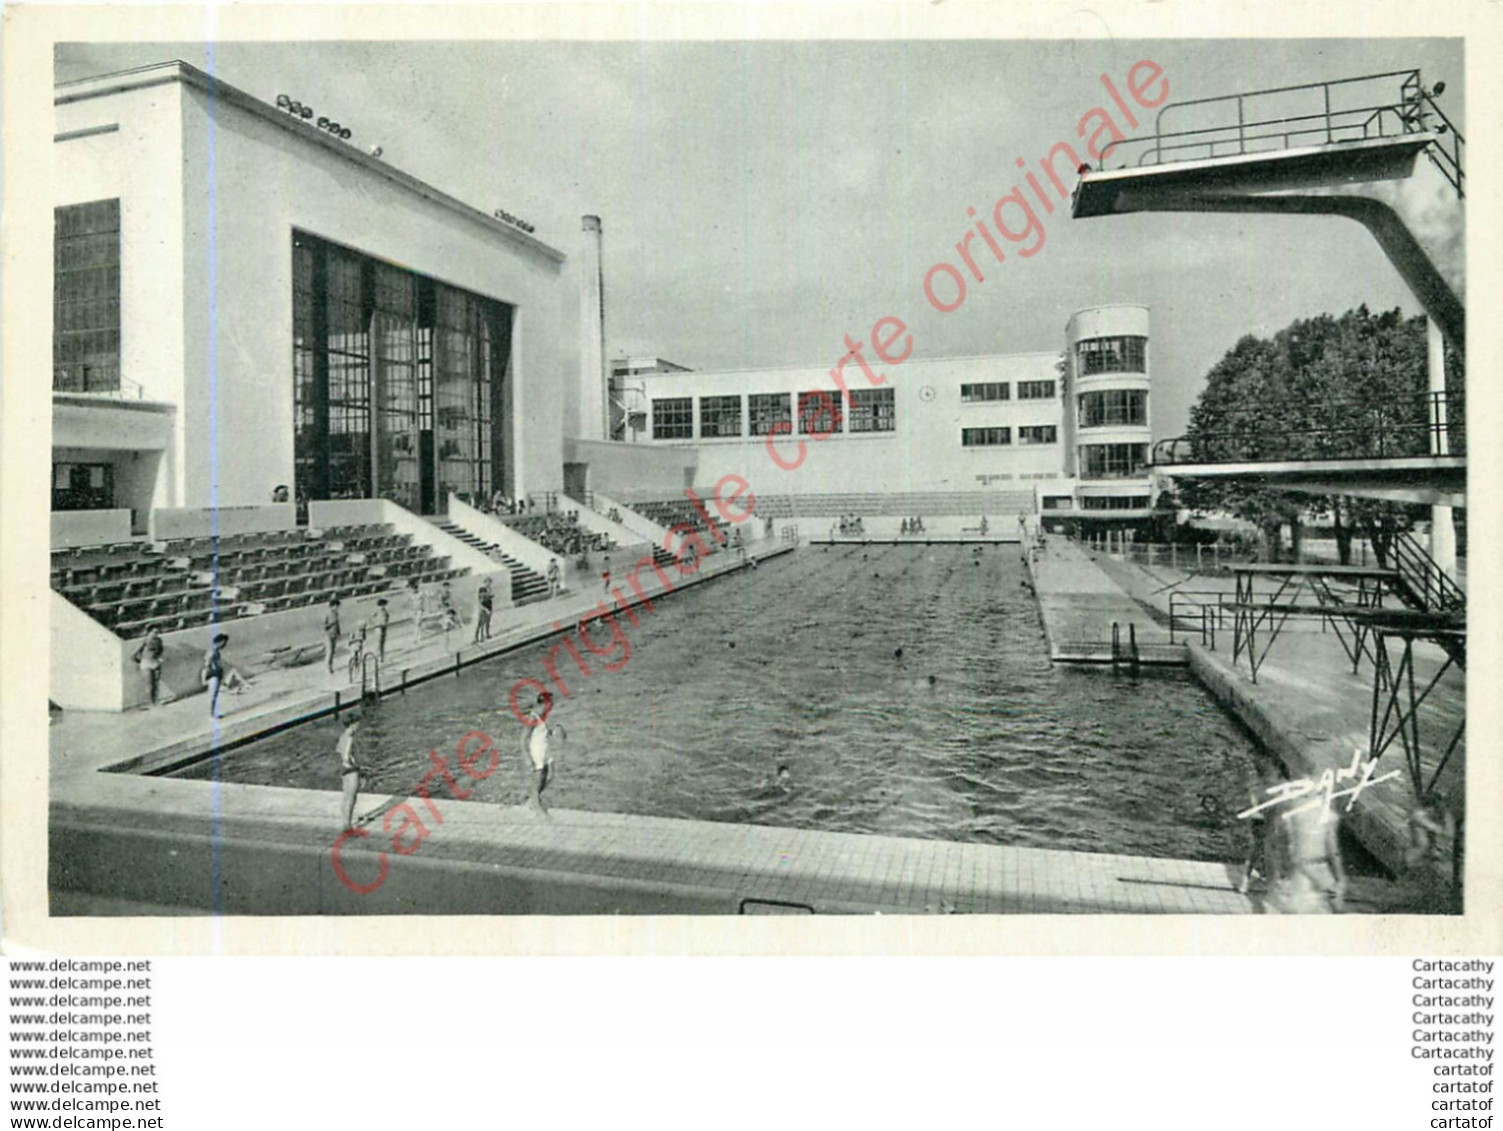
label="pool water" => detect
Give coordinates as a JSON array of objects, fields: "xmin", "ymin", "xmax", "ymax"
[{"xmin": 175, "ymin": 543, "xmax": 1271, "ymax": 862}]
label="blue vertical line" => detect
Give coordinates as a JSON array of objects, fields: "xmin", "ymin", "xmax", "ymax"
[{"xmin": 205, "ymin": 44, "xmax": 223, "ymax": 922}]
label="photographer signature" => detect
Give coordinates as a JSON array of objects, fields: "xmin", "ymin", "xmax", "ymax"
[{"xmin": 1237, "ymin": 747, "xmax": 1400, "ymax": 823}]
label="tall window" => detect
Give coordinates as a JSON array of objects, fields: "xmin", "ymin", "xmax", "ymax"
[
  {"xmin": 1018, "ymin": 380, "xmax": 1056, "ymax": 400},
  {"xmin": 749, "ymin": 393, "xmax": 792, "ymax": 437},
  {"xmin": 700, "ymin": 395, "xmax": 743, "ymax": 438},
  {"xmin": 848, "ymin": 387, "xmax": 896, "ymax": 433},
  {"xmin": 1078, "ymin": 389, "xmax": 1147, "ymax": 428},
  {"xmin": 292, "ymin": 232, "xmax": 510, "ymax": 512},
  {"xmin": 1076, "ymin": 336, "xmax": 1147, "ymax": 375},
  {"xmin": 653, "ymin": 398, "xmax": 693, "ymax": 439},
  {"xmin": 1078, "ymin": 443, "xmax": 1149, "ymax": 479},
  {"xmin": 961, "ymin": 382, "xmax": 1009, "ymax": 402},
  {"xmin": 962, "ymin": 427, "xmax": 1011, "ymax": 447},
  {"xmin": 54, "ymin": 200, "xmax": 121, "ymax": 393},
  {"xmin": 1018, "ymin": 425, "xmax": 1058, "ymax": 444}
]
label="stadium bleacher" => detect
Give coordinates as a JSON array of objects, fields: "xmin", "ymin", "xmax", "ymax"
[{"xmin": 51, "ymin": 524, "xmax": 466, "ymax": 639}]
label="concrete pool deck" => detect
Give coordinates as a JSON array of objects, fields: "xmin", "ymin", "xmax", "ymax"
[{"xmin": 1024, "ymin": 538, "xmax": 1179, "ymax": 663}]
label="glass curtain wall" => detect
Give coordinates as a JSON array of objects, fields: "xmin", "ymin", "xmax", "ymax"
[{"xmin": 293, "ymin": 232, "xmax": 511, "ymax": 513}]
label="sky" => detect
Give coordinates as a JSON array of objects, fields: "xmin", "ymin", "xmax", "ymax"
[{"xmin": 57, "ymin": 38, "xmax": 1465, "ymax": 439}]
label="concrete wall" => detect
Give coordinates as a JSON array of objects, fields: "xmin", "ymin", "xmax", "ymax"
[
  {"xmin": 634, "ymin": 353, "xmax": 1067, "ymax": 499},
  {"xmin": 51, "ymin": 509, "xmax": 132, "ymax": 549},
  {"xmin": 176, "ymin": 80, "xmax": 574, "ymax": 507},
  {"xmin": 563, "ymin": 437, "xmax": 695, "ymax": 500},
  {"xmin": 58, "ymin": 64, "xmax": 576, "ymax": 512},
  {"xmin": 561, "ymin": 491, "xmax": 650, "ymax": 549},
  {"xmin": 588, "ymin": 489, "xmax": 670, "ymax": 545},
  {"xmin": 51, "ymin": 593, "xmax": 130, "ymax": 711},
  {"xmin": 55, "ymin": 84, "xmax": 189, "ymax": 509},
  {"xmin": 150, "ymin": 503, "xmax": 297, "ymax": 541}
]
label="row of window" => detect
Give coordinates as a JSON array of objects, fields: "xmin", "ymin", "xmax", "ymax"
[
  {"xmin": 960, "ymin": 380, "xmax": 1056, "ymax": 403},
  {"xmin": 1076, "ymin": 335, "xmax": 1148, "ymax": 376},
  {"xmin": 653, "ymin": 389, "xmax": 896, "ymax": 440},
  {"xmin": 961, "ymin": 425, "xmax": 1058, "ymax": 447},
  {"xmin": 1077, "ymin": 389, "xmax": 1148, "ymax": 428},
  {"xmin": 1079, "ymin": 495, "xmax": 1151, "ymax": 510}
]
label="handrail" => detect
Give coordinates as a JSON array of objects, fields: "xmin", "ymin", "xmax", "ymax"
[
  {"xmin": 1390, "ymin": 531, "xmax": 1465, "ymax": 614},
  {"xmin": 1153, "ymin": 390, "xmax": 1464, "ymax": 467},
  {"xmin": 1095, "ymin": 68, "xmax": 1462, "ymax": 200}
]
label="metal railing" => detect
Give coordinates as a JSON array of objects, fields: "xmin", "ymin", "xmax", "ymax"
[
  {"xmin": 1389, "ymin": 531, "xmax": 1466, "ymax": 615},
  {"xmin": 53, "ymin": 371, "xmax": 146, "ymax": 399},
  {"xmin": 1098, "ymin": 69, "xmax": 1463, "ymax": 199},
  {"xmin": 1153, "ymin": 391, "xmax": 1464, "ymax": 468},
  {"xmin": 1168, "ymin": 590, "xmax": 1234, "ymax": 648}
]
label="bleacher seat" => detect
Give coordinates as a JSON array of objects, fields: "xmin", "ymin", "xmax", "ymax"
[{"xmin": 52, "ymin": 522, "xmax": 469, "ymax": 641}]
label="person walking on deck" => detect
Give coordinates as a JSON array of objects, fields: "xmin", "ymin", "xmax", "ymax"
[{"xmin": 323, "ymin": 598, "xmax": 342, "ymax": 674}]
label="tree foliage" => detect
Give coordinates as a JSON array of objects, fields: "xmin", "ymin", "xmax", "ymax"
[{"xmin": 1176, "ymin": 306, "xmax": 1464, "ymax": 564}]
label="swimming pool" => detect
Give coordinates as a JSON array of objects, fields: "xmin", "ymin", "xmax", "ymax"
[{"xmin": 175, "ymin": 543, "xmax": 1270, "ymax": 862}]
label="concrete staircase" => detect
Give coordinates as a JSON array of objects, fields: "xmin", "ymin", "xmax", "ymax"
[{"xmin": 432, "ymin": 519, "xmax": 551, "ymax": 605}]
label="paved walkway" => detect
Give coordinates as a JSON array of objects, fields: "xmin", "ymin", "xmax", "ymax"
[{"xmin": 1025, "ymin": 538, "xmax": 1176, "ymax": 662}]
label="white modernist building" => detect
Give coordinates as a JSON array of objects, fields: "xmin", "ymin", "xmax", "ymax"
[
  {"xmin": 625, "ymin": 304, "xmax": 1156, "ymax": 520},
  {"xmin": 49, "ymin": 61, "xmax": 695, "ymax": 537}
]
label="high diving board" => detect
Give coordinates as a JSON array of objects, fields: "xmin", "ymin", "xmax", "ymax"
[
  {"xmin": 1153, "ymin": 455, "xmax": 1466, "ymax": 508},
  {"xmin": 1072, "ymin": 134, "xmax": 1435, "ymax": 219}
]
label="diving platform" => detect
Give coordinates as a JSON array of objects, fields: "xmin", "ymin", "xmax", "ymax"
[
  {"xmin": 1072, "ymin": 133, "xmax": 1436, "ymax": 220},
  {"xmin": 1070, "ymin": 68, "xmax": 1466, "ymax": 349},
  {"xmin": 1151, "ymin": 455, "xmax": 1466, "ymax": 508}
]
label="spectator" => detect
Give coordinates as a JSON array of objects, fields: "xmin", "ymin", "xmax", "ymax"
[
  {"xmin": 323, "ymin": 598, "xmax": 342, "ymax": 673},
  {"xmin": 440, "ymin": 582, "xmax": 461, "ymax": 631},
  {"xmin": 272, "ymin": 484, "xmax": 290, "ymax": 504},
  {"xmin": 133, "ymin": 626, "xmax": 167, "ymax": 706},
  {"xmin": 373, "ymin": 598, "xmax": 390, "ymax": 661},
  {"xmin": 547, "ymin": 557, "xmax": 561, "ymax": 596},
  {"xmin": 475, "ymin": 578, "xmax": 494, "ymax": 643}
]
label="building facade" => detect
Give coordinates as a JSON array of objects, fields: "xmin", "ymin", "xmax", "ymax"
[
  {"xmin": 627, "ymin": 305, "xmax": 1156, "ymax": 518},
  {"xmin": 52, "ymin": 62, "xmax": 580, "ymax": 530},
  {"xmin": 1061, "ymin": 304, "xmax": 1154, "ymax": 520}
]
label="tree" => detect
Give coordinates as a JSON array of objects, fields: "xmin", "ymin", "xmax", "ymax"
[{"xmin": 1174, "ymin": 306, "xmax": 1463, "ymax": 564}]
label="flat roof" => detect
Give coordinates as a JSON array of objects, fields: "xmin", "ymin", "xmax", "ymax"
[{"xmin": 56, "ymin": 61, "xmax": 566, "ymax": 265}]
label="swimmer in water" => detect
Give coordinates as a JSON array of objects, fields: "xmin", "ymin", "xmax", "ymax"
[{"xmin": 776, "ymin": 764, "xmax": 792, "ymax": 791}]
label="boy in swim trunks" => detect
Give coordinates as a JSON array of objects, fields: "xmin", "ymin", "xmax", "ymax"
[
  {"xmin": 521, "ymin": 692, "xmax": 566, "ymax": 815},
  {"xmin": 336, "ymin": 710, "xmax": 363, "ymax": 831}
]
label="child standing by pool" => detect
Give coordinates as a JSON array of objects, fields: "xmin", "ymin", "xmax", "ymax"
[
  {"xmin": 336, "ymin": 710, "xmax": 364, "ymax": 831},
  {"xmin": 520, "ymin": 693, "xmax": 566, "ymax": 816}
]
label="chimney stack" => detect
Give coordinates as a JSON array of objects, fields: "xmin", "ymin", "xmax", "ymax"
[{"xmin": 578, "ymin": 215, "xmax": 608, "ymax": 442}]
